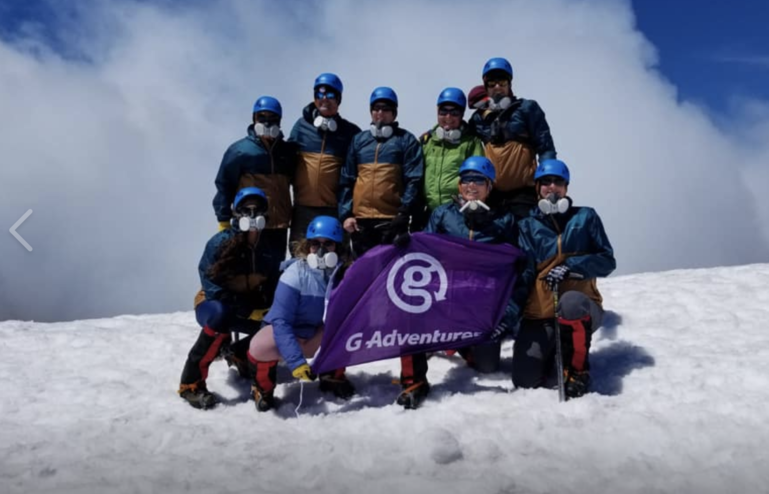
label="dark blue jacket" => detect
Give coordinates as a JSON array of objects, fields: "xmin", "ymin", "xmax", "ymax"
[
  {"xmin": 197, "ymin": 228, "xmax": 281, "ymax": 315},
  {"xmin": 338, "ymin": 124, "xmax": 424, "ymax": 220},
  {"xmin": 517, "ymin": 205, "xmax": 616, "ymax": 319},
  {"xmin": 213, "ymin": 126, "xmax": 296, "ymax": 228},
  {"xmin": 288, "ymin": 103, "xmax": 361, "ymax": 208},
  {"xmin": 469, "ymin": 98, "xmax": 556, "ymax": 159}
]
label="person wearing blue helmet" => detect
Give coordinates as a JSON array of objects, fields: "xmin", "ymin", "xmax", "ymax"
[
  {"xmin": 179, "ymin": 187, "xmax": 283, "ymax": 409},
  {"xmin": 246, "ymin": 216, "xmax": 356, "ymax": 411},
  {"xmin": 287, "ymin": 73, "xmax": 361, "ymax": 250},
  {"xmin": 418, "ymin": 88, "xmax": 485, "ymax": 220},
  {"xmin": 212, "ymin": 95, "xmax": 297, "ymax": 272},
  {"xmin": 513, "ymin": 159, "xmax": 616, "ymax": 400},
  {"xmin": 338, "ymin": 86, "xmax": 424, "ymax": 256},
  {"xmin": 469, "ymin": 57, "xmax": 557, "ymax": 219},
  {"xmin": 394, "ymin": 156, "xmax": 525, "ymax": 409}
]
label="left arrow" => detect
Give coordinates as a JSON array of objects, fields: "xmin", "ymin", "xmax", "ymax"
[{"xmin": 10, "ymin": 209, "xmax": 33, "ymax": 252}]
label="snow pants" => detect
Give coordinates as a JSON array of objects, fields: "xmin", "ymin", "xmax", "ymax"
[
  {"xmin": 179, "ymin": 301, "xmax": 261, "ymax": 386},
  {"xmin": 512, "ymin": 290, "xmax": 603, "ymax": 389}
]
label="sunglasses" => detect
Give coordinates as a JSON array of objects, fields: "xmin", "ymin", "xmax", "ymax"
[
  {"xmin": 485, "ymin": 79, "xmax": 510, "ymax": 88},
  {"xmin": 309, "ymin": 239, "xmax": 336, "ymax": 248},
  {"xmin": 238, "ymin": 205, "xmax": 266, "ymax": 217},
  {"xmin": 438, "ymin": 107, "xmax": 463, "ymax": 117},
  {"xmin": 460, "ymin": 175, "xmax": 488, "ymax": 185},
  {"xmin": 539, "ymin": 177, "xmax": 567, "ymax": 187},
  {"xmin": 371, "ymin": 104, "xmax": 394, "ymax": 113},
  {"xmin": 315, "ymin": 90, "xmax": 338, "ymax": 101},
  {"xmin": 255, "ymin": 113, "xmax": 280, "ymax": 125}
]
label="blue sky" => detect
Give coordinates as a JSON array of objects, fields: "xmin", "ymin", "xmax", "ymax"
[{"xmin": 632, "ymin": 0, "xmax": 769, "ymax": 114}]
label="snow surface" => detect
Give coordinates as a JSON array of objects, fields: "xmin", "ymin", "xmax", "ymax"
[{"xmin": 2, "ymin": 264, "xmax": 769, "ymax": 494}]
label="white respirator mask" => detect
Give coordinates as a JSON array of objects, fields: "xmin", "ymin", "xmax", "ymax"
[{"xmin": 538, "ymin": 193, "xmax": 570, "ymax": 215}]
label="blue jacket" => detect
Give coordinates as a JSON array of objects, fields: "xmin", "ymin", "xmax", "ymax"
[
  {"xmin": 517, "ymin": 205, "xmax": 616, "ymax": 319},
  {"xmin": 213, "ymin": 126, "xmax": 296, "ymax": 228},
  {"xmin": 425, "ymin": 201, "xmax": 524, "ymax": 327},
  {"xmin": 264, "ymin": 259, "xmax": 329, "ymax": 371},
  {"xmin": 197, "ymin": 228, "xmax": 281, "ymax": 315},
  {"xmin": 469, "ymin": 98, "xmax": 556, "ymax": 193},
  {"xmin": 288, "ymin": 103, "xmax": 361, "ymax": 208},
  {"xmin": 338, "ymin": 124, "xmax": 424, "ymax": 220}
]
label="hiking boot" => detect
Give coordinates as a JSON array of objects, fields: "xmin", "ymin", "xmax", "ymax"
[
  {"xmin": 252, "ymin": 384, "xmax": 278, "ymax": 412},
  {"xmin": 396, "ymin": 381, "xmax": 430, "ymax": 410},
  {"xmin": 565, "ymin": 370, "xmax": 591, "ymax": 399},
  {"xmin": 178, "ymin": 381, "xmax": 218, "ymax": 410},
  {"xmin": 319, "ymin": 373, "xmax": 356, "ymax": 400}
]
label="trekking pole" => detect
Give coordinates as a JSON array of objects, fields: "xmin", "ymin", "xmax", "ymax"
[{"xmin": 553, "ymin": 284, "xmax": 566, "ymax": 403}]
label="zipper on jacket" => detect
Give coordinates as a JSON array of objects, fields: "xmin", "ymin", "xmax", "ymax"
[
  {"xmin": 372, "ymin": 141, "xmax": 381, "ymax": 210},
  {"xmin": 318, "ymin": 133, "xmax": 327, "ymax": 193}
]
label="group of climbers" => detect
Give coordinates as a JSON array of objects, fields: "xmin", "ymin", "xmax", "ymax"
[{"xmin": 177, "ymin": 56, "xmax": 616, "ymax": 412}]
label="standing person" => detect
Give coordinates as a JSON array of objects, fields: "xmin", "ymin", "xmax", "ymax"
[
  {"xmin": 179, "ymin": 188, "xmax": 281, "ymax": 409},
  {"xmin": 338, "ymin": 86, "xmax": 424, "ymax": 256},
  {"xmin": 469, "ymin": 57, "xmax": 557, "ymax": 218},
  {"xmin": 396, "ymin": 156, "xmax": 523, "ymax": 409},
  {"xmin": 213, "ymin": 95, "xmax": 296, "ymax": 263},
  {"xmin": 419, "ymin": 87, "xmax": 485, "ymax": 221},
  {"xmin": 247, "ymin": 216, "xmax": 355, "ymax": 412},
  {"xmin": 288, "ymin": 73, "xmax": 361, "ymax": 249},
  {"xmin": 513, "ymin": 159, "xmax": 616, "ymax": 399}
]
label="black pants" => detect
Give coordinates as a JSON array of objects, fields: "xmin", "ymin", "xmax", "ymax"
[
  {"xmin": 349, "ymin": 218, "xmax": 393, "ymax": 258},
  {"xmin": 512, "ymin": 291, "xmax": 603, "ymax": 388}
]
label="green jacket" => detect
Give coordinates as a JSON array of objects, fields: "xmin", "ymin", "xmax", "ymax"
[{"xmin": 421, "ymin": 124, "xmax": 485, "ymax": 211}]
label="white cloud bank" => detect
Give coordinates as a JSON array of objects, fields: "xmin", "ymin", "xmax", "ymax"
[{"xmin": 1, "ymin": 0, "xmax": 768, "ymax": 322}]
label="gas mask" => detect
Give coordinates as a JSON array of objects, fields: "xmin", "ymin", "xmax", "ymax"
[
  {"xmin": 370, "ymin": 121, "xmax": 393, "ymax": 139},
  {"xmin": 254, "ymin": 122, "xmax": 280, "ymax": 138},
  {"xmin": 488, "ymin": 94, "xmax": 512, "ymax": 111},
  {"xmin": 314, "ymin": 115, "xmax": 338, "ymax": 132},
  {"xmin": 435, "ymin": 126, "xmax": 462, "ymax": 144},
  {"xmin": 307, "ymin": 248, "xmax": 338, "ymax": 270},
  {"xmin": 233, "ymin": 205, "xmax": 267, "ymax": 232},
  {"xmin": 538, "ymin": 193, "xmax": 570, "ymax": 215}
]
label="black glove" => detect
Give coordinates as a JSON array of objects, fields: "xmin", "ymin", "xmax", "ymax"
[
  {"xmin": 490, "ymin": 320, "xmax": 509, "ymax": 342},
  {"xmin": 389, "ymin": 214, "xmax": 410, "ymax": 235},
  {"xmin": 393, "ymin": 232, "xmax": 411, "ymax": 248},
  {"xmin": 544, "ymin": 265, "xmax": 571, "ymax": 292}
]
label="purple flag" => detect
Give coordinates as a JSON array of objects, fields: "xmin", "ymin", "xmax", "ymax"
[{"xmin": 312, "ymin": 232, "xmax": 522, "ymax": 374}]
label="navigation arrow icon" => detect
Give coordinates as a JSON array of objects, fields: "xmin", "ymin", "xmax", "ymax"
[{"xmin": 10, "ymin": 209, "xmax": 33, "ymax": 252}]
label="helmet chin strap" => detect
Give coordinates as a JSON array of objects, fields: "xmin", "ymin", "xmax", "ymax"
[{"xmin": 538, "ymin": 193, "xmax": 570, "ymax": 215}]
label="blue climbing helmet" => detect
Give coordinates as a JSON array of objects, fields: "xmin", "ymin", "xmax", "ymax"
[
  {"xmin": 314, "ymin": 73, "xmax": 344, "ymax": 94},
  {"xmin": 482, "ymin": 57, "xmax": 514, "ymax": 80},
  {"xmin": 370, "ymin": 86, "xmax": 398, "ymax": 107},
  {"xmin": 233, "ymin": 187, "xmax": 268, "ymax": 212},
  {"xmin": 306, "ymin": 216, "xmax": 343, "ymax": 243},
  {"xmin": 459, "ymin": 156, "xmax": 496, "ymax": 182},
  {"xmin": 252, "ymin": 96, "xmax": 282, "ymax": 118},
  {"xmin": 437, "ymin": 87, "xmax": 467, "ymax": 110},
  {"xmin": 534, "ymin": 159, "xmax": 571, "ymax": 184}
]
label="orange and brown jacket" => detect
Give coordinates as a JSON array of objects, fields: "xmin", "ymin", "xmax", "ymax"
[
  {"xmin": 517, "ymin": 205, "xmax": 616, "ymax": 320},
  {"xmin": 213, "ymin": 126, "xmax": 297, "ymax": 229},
  {"xmin": 338, "ymin": 124, "xmax": 424, "ymax": 220},
  {"xmin": 288, "ymin": 103, "xmax": 360, "ymax": 209}
]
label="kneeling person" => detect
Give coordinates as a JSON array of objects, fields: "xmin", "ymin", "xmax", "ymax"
[{"xmin": 247, "ymin": 216, "xmax": 355, "ymax": 412}]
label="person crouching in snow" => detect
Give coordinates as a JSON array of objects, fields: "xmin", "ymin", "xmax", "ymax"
[
  {"xmin": 247, "ymin": 215, "xmax": 355, "ymax": 412},
  {"xmin": 513, "ymin": 159, "xmax": 616, "ymax": 399},
  {"xmin": 179, "ymin": 187, "xmax": 281, "ymax": 410},
  {"xmin": 394, "ymin": 156, "xmax": 524, "ymax": 409}
]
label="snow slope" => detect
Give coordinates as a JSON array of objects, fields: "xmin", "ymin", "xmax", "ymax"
[{"xmin": 2, "ymin": 264, "xmax": 769, "ymax": 494}]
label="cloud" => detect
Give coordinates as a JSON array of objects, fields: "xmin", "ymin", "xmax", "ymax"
[{"xmin": 1, "ymin": 0, "xmax": 768, "ymax": 322}]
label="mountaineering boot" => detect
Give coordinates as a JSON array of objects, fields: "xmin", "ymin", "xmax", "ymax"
[
  {"xmin": 396, "ymin": 380, "xmax": 430, "ymax": 410},
  {"xmin": 319, "ymin": 368, "xmax": 356, "ymax": 400},
  {"xmin": 565, "ymin": 369, "xmax": 591, "ymax": 399},
  {"xmin": 249, "ymin": 357, "xmax": 278, "ymax": 412},
  {"xmin": 178, "ymin": 381, "xmax": 218, "ymax": 410}
]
